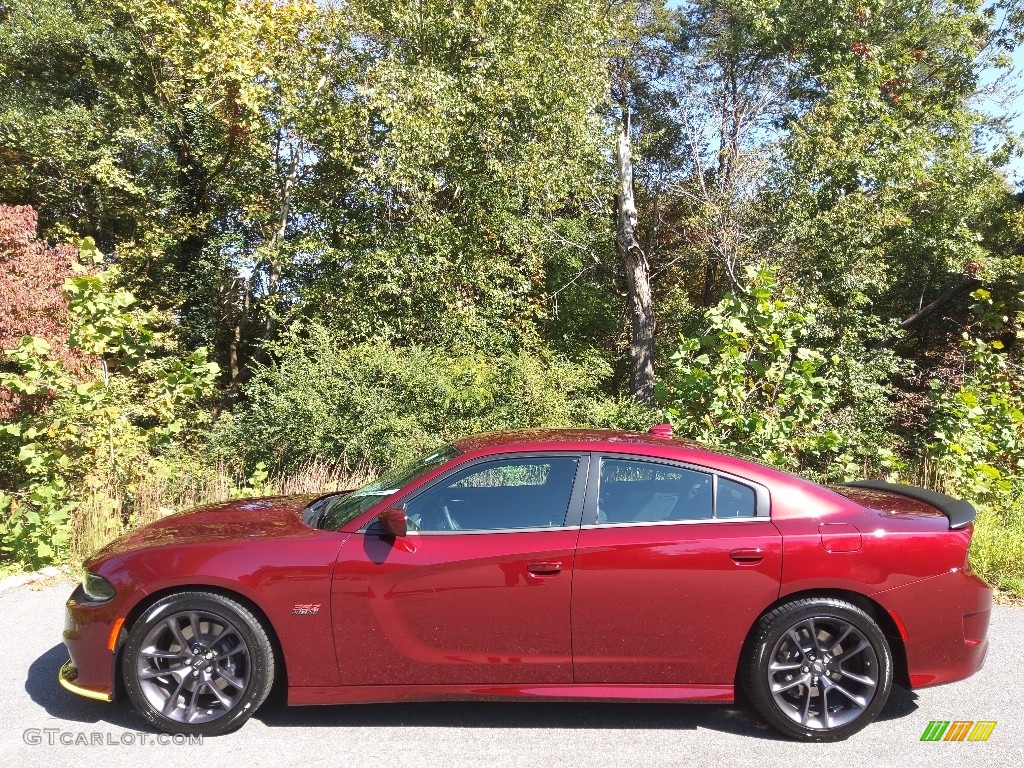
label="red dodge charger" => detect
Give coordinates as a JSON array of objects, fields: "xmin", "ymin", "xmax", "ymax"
[{"xmin": 60, "ymin": 427, "xmax": 991, "ymax": 741}]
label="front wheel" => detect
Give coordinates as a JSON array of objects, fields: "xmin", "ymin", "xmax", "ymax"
[
  {"xmin": 743, "ymin": 597, "xmax": 893, "ymax": 741},
  {"xmin": 121, "ymin": 591, "xmax": 275, "ymax": 736}
]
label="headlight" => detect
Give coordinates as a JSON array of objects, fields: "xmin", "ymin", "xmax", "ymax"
[{"xmin": 81, "ymin": 572, "xmax": 116, "ymax": 602}]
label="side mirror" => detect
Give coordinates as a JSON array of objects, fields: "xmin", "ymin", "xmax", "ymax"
[{"xmin": 377, "ymin": 506, "xmax": 407, "ymax": 537}]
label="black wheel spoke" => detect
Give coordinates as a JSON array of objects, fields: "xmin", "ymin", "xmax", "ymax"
[
  {"xmin": 830, "ymin": 683, "xmax": 868, "ymax": 708},
  {"xmin": 207, "ymin": 681, "xmax": 233, "ymax": 709},
  {"xmin": 785, "ymin": 628, "xmax": 808, "ymax": 657},
  {"xmin": 831, "ymin": 624, "xmax": 855, "ymax": 653},
  {"xmin": 216, "ymin": 626, "xmax": 239, "ymax": 644},
  {"xmin": 799, "ymin": 684, "xmax": 814, "ymax": 726},
  {"xmin": 838, "ymin": 669, "xmax": 876, "ymax": 687},
  {"xmin": 166, "ymin": 617, "xmax": 190, "ymax": 651},
  {"xmin": 806, "ymin": 619, "xmax": 821, "ymax": 652},
  {"xmin": 139, "ymin": 665, "xmax": 183, "ymax": 680},
  {"xmin": 140, "ymin": 648, "xmax": 185, "ymax": 660},
  {"xmin": 162, "ymin": 676, "xmax": 188, "ymax": 716},
  {"xmin": 185, "ymin": 682, "xmax": 202, "ymax": 722},
  {"xmin": 835, "ymin": 637, "xmax": 869, "ymax": 661},
  {"xmin": 772, "ymin": 673, "xmax": 810, "ymax": 694},
  {"xmin": 217, "ymin": 646, "xmax": 246, "ymax": 661},
  {"xmin": 217, "ymin": 669, "xmax": 246, "ymax": 690}
]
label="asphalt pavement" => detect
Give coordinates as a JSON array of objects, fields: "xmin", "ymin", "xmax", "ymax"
[{"xmin": 1, "ymin": 575, "xmax": 1021, "ymax": 768}]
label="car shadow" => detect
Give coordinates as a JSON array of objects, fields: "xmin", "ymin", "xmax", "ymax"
[
  {"xmin": 26, "ymin": 643, "xmax": 158, "ymax": 732},
  {"xmin": 254, "ymin": 697, "xmax": 780, "ymax": 738},
  {"xmin": 28, "ymin": 642, "xmax": 920, "ymax": 740},
  {"xmin": 254, "ymin": 685, "xmax": 920, "ymax": 740}
]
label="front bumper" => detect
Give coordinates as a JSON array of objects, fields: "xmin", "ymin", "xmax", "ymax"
[
  {"xmin": 59, "ymin": 661, "xmax": 112, "ymax": 702},
  {"xmin": 61, "ymin": 584, "xmax": 122, "ymax": 702}
]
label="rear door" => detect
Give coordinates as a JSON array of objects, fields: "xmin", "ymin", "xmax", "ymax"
[
  {"xmin": 332, "ymin": 453, "xmax": 587, "ymax": 686},
  {"xmin": 571, "ymin": 454, "xmax": 782, "ymax": 685}
]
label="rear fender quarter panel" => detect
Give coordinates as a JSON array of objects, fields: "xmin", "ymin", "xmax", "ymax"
[
  {"xmin": 772, "ymin": 500, "xmax": 970, "ymax": 595},
  {"xmin": 770, "ymin": 497, "xmax": 988, "ymax": 690}
]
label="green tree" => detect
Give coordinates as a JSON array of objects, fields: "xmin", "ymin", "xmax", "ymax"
[
  {"xmin": 0, "ymin": 241, "xmax": 219, "ymax": 566},
  {"xmin": 658, "ymin": 264, "xmax": 903, "ymax": 476}
]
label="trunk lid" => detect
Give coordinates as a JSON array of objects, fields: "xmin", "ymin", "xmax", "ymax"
[{"xmin": 834, "ymin": 480, "xmax": 976, "ymax": 529}]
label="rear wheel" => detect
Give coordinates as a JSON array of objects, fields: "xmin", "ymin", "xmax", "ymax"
[
  {"xmin": 743, "ymin": 597, "xmax": 892, "ymax": 741},
  {"xmin": 122, "ymin": 591, "xmax": 275, "ymax": 736}
]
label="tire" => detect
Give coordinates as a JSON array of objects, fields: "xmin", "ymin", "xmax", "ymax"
[
  {"xmin": 743, "ymin": 597, "xmax": 893, "ymax": 741},
  {"xmin": 121, "ymin": 591, "xmax": 275, "ymax": 736}
]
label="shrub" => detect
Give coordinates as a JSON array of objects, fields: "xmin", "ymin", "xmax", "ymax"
[
  {"xmin": 0, "ymin": 245, "xmax": 219, "ymax": 566},
  {"xmin": 218, "ymin": 324, "xmax": 650, "ymax": 472},
  {"xmin": 657, "ymin": 264, "xmax": 902, "ymax": 478},
  {"xmin": 925, "ymin": 335, "xmax": 1024, "ymax": 501},
  {"xmin": 970, "ymin": 496, "xmax": 1024, "ymax": 597}
]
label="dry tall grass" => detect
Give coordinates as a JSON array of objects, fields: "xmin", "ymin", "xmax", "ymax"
[{"xmin": 71, "ymin": 460, "xmax": 377, "ymax": 563}]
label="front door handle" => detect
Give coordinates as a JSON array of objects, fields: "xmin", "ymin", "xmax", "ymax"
[
  {"xmin": 527, "ymin": 561, "xmax": 562, "ymax": 575},
  {"xmin": 730, "ymin": 548, "xmax": 764, "ymax": 564}
]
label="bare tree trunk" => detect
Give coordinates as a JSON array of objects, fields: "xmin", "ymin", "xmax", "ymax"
[
  {"xmin": 263, "ymin": 132, "xmax": 303, "ymax": 345},
  {"xmin": 227, "ymin": 272, "xmax": 251, "ymax": 389},
  {"xmin": 616, "ymin": 107, "xmax": 655, "ymax": 405}
]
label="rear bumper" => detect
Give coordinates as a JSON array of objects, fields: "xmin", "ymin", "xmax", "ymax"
[{"xmin": 872, "ymin": 568, "xmax": 991, "ymax": 688}]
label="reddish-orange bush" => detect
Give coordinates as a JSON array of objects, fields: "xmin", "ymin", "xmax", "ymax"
[{"xmin": 0, "ymin": 205, "xmax": 88, "ymax": 420}]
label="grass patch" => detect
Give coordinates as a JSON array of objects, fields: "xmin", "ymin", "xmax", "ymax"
[{"xmin": 970, "ymin": 495, "xmax": 1024, "ymax": 599}]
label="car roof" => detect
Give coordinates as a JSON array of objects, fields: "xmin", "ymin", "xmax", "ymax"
[
  {"xmin": 452, "ymin": 428, "xmax": 705, "ymax": 453},
  {"xmin": 449, "ymin": 429, "xmax": 830, "ymax": 507}
]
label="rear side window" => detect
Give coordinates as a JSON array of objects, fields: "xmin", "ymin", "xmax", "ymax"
[
  {"xmin": 717, "ymin": 477, "xmax": 757, "ymax": 518},
  {"xmin": 596, "ymin": 458, "xmax": 761, "ymax": 524},
  {"xmin": 598, "ymin": 459, "xmax": 713, "ymax": 523}
]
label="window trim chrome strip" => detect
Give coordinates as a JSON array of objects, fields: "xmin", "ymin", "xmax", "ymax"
[
  {"xmin": 399, "ymin": 525, "xmax": 582, "ymax": 536},
  {"xmin": 583, "ymin": 451, "xmax": 771, "ymax": 525},
  {"xmin": 579, "ymin": 517, "xmax": 765, "ymax": 531}
]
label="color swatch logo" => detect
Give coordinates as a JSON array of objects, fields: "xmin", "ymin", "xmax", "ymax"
[{"xmin": 920, "ymin": 721, "xmax": 996, "ymax": 742}]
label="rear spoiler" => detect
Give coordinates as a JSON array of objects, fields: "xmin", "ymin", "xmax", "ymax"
[{"xmin": 840, "ymin": 480, "xmax": 976, "ymax": 530}]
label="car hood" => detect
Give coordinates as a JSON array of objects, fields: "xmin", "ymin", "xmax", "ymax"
[{"xmin": 90, "ymin": 494, "xmax": 324, "ymax": 561}]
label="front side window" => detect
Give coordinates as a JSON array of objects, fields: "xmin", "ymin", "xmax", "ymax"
[{"xmin": 404, "ymin": 456, "xmax": 580, "ymax": 532}]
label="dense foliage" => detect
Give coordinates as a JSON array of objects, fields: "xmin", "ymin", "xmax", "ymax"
[
  {"xmin": 1, "ymin": 1, "xmax": 1023, "ymax": 587},
  {"xmin": 219, "ymin": 325, "xmax": 650, "ymax": 471},
  {"xmin": 658, "ymin": 265, "xmax": 905, "ymax": 477}
]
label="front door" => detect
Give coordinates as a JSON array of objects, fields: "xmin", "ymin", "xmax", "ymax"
[{"xmin": 332, "ymin": 453, "xmax": 587, "ymax": 686}]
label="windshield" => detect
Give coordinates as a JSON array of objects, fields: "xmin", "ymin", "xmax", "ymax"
[{"xmin": 312, "ymin": 444, "xmax": 460, "ymax": 530}]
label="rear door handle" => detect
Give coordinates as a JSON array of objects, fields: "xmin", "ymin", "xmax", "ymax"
[
  {"xmin": 527, "ymin": 561, "xmax": 562, "ymax": 575},
  {"xmin": 730, "ymin": 548, "xmax": 764, "ymax": 564}
]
